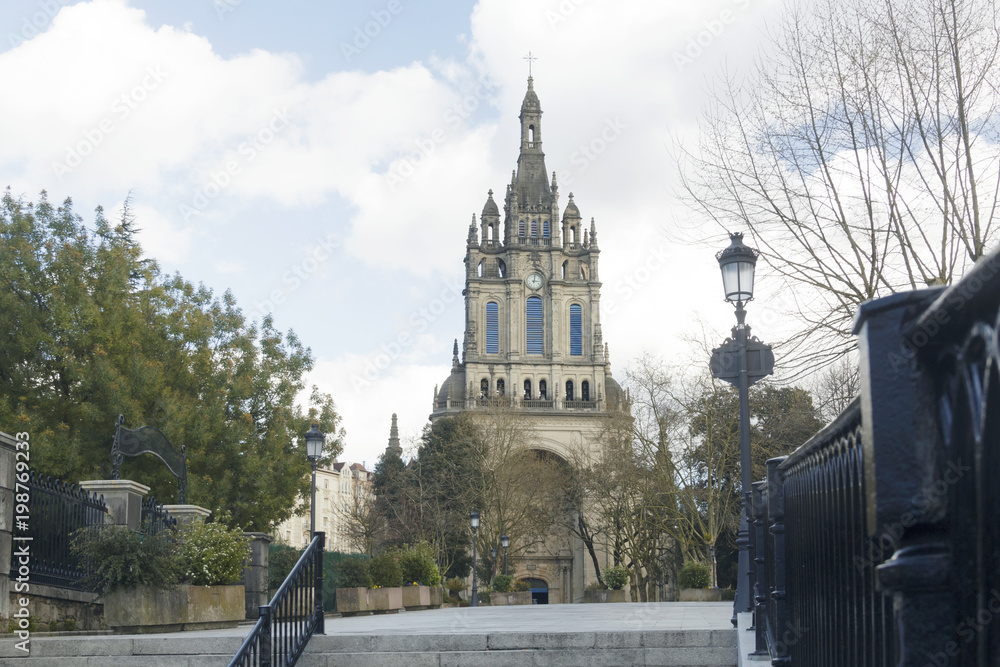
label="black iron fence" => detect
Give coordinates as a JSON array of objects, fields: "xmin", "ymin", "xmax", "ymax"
[
  {"xmin": 140, "ymin": 495, "xmax": 177, "ymax": 534},
  {"xmin": 10, "ymin": 471, "xmax": 107, "ymax": 590},
  {"xmin": 747, "ymin": 246, "xmax": 1000, "ymax": 666},
  {"xmin": 230, "ymin": 532, "xmax": 325, "ymax": 667}
]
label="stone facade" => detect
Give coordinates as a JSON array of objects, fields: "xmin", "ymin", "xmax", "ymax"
[
  {"xmin": 430, "ymin": 78, "xmax": 624, "ymax": 602},
  {"xmin": 273, "ymin": 460, "xmax": 372, "ymax": 553}
]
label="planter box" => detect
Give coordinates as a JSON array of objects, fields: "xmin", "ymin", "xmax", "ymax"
[
  {"xmin": 401, "ymin": 585, "xmax": 444, "ymax": 610},
  {"xmin": 679, "ymin": 588, "xmax": 723, "ymax": 602},
  {"xmin": 490, "ymin": 591, "xmax": 532, "ymax": 606},
  {"xmin": 336, "ymin": 587, "xmax": 370, "ymax": 616},
  {"xmin": 370, "ymin": 587, "xmax": 403, "ymax": 614},
  {"xmin": 584, "ymin": 589, "xmax": 627, "ymax": 603},
  {"xmin": 104, "ymin": 584, "xmax": 245, "ymax": 633}
]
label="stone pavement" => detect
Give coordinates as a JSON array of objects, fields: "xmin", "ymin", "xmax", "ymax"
[{"xmin": 2, "ymin": 602, "xmax": 738, "ymax": 666}]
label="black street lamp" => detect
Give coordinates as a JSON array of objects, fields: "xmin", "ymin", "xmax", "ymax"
[
  {"xmin": 470, "ymin": 510, "xmax": 480, "ymax": 607},
  {"xmin": 716, "ymin": 232, "xmax": 759, "ymax": 625},
  {"xmin": 304, "ymin": 424, "xmax": 325, "ymax": 538},
  {"xmin": 501, "ymin": 534, "xmax": 509, "ymax": 575},
  {"xmin": 490, "ymin": 547, "xmax": 497, "ymax": 583}
]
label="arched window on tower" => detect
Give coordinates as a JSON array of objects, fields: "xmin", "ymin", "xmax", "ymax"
[
  {"xmin": 569, "ymin": 304, "xmax": 582, "ymax": 356},
  {"xmin": 565, "ymin": 380, "xmax": 574, "ymax": 401},
  {"xmin": 543, "ymin": 221, "xmax": 550, "ymax": 238},
  {"xmin": 580, "ymin": 263, "xmax": 589, "ymax": 280},
  {"xmin": 519, "ymin": 220, "xmax": 526, "ymax": 237},
  {"xmin": 478, "ymin": 259, "xmax": 484, "ymax": 277},
  {"xmin": 523, "ymin": 379, "xmax": 532, "ymax": 400},
  {"xmin": 487, "ymin": 223, "xmax": 495, "ymax": 241},
  {"xmin": 481, "ymin": 378, "xmax": 489, "ymax": 399},
  {"xmin": 561, "ymin": 261, "xmax": 568, "ymax": 280},
  {"xmin": 498, "ymin": 259, "xmax": 507, "ymax": 278},
  {"xmin": 539, "ymin": 379, "xmax": 547, "ymax": 399},
  {"xmin": 528, "ymin": 125, "xmax": 535, "ymax": 143},
  {"xmin": 485, "ymin": 302, "xmax": 499, "ymax": 354},
  {"xmin": 582, "ymin": 380, "xmax": 590, "ymax": 401},
  {"xmin": 531, "ymin": 220, "xmax": 538, "ymax": 237},
  {"xmin": 497, "ymin": 379, "xmax": 505, "ymax": 396},
  {"xmin": 526, "ymin": 296, "xmax": 543, "ymax": 355}
]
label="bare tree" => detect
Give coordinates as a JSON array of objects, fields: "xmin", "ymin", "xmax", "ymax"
[
  {"xmin": 341, "ymin": 480, "xmax": 384, "ymax": 557},
  {"xmin": 679, "ymin": 0, "xmax": 1000, "ymax": 371}
]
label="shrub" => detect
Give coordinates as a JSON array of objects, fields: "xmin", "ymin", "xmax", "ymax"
[
  {"xmin": 512, "ymin": 579, "xmax": 530, "ymax": 592},
  {"xmin": 369, "ymin": 551, "xmax": 402, "ymax": 588},
  {"xmin": 338, "ymin": 557, "xmax": 371, "ymax": 588},
  {"xmin": 445, "ymin": 576, "xmax": 467, "ymax": 600},
  {"xmin": 586, "ymin": 580, "xmax": 608, "ymax": 591},
  {"xmin": 604, "ymin": 566, "xmax": 629, "ymax": 590},
  {"xmin": 492, "ymin": 573, "xmax": 513, "ymax": 593},
  {"xmin": 71, "ymin": 525, "xmax": 183, "ymax": 598},
  {"xmin": 477, "ymin": 585, "xmax": 492, "ymax": 604},
  {"xmin": 678, "ymin": 561, "xmax": 711, "ymax": 589},
  {"xmin": 398, "ymin": 542, "xmax": 441, "ymax": 586},
  {"xmin": 720, "ymin": 587, "xmax": 736, "ymax": 601},
  {"xmin": 268, "ymin": 544, "xmax": 303, "ymax": 591},
  {"xmin": 179, "ymin": 521, "xmax": 250, "ymax": 586}
]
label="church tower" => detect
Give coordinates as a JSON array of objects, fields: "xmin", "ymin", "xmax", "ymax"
[{"xmin": 431, "ymin": 77, "xmax": 623, "ymax": 603}]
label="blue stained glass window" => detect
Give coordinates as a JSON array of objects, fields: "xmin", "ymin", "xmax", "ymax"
[
  {"xmin": 543, "ymin": 221, "xmax": 550, "ymax": 238},
  {"xmin": 526, "ymin": 296, "xmax": 543, "ymax": 355},
  {"xmin": 531, "ymin": 220, "xmax": 538, "ymax": 237},
  {"xmin": 519, "ymin": 220, "xmax": 525, "ymax": 236},
  {"xmin": 486, "ymin": 302, "xmax": 499, "ymax": 354},
  {"xmin": 570, "ymin": 304, "xmax": 582, "ymax": 356}
]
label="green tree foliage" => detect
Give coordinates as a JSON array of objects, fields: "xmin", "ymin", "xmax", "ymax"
[{"xmin": 0, "ymin": 191, "xmax": 344, "ymax": 530}]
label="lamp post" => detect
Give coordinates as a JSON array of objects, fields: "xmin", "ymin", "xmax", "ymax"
[
  {"xmin": 470, "ymin": 510, "xmax": 480, "ymax": 607},
  {"xmin": 501, "ymin": 534, "xmax": 509, "ymax": 575},
  {"xmin": 490, "ymin": 547, "xmax": 497, "ymax": 583},
  {"xmin": 715, "ymin": 232, "xmax": 761, "ymax": 626},
  {"xmin": 304, "ymin": 424, "xmax": 325, "ymax": 538}
]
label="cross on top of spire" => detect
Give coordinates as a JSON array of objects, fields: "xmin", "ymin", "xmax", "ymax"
[{"xmin": 523, "ymin": 51, "xmax": 538, "ymax": 77}]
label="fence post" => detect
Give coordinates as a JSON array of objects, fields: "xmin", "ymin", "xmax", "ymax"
[
  {"xmin": 853, "ymin": 290, "xmax": 952, "ymax": 667},
  {"xmin": 259, "ymin": 604, "xmax": 272, "ymax": 667},
  {"xmin": 767, "ymin": 456, "xmax": 791, "ymax": 666},
  {"xmin": 751, "ymin": 480, "xmax": 769, "ymax": 657},
  {"xmin": 314, "ymin": 531, "xmax": 325, "ymax": 635},
  {"xmin": 0, "ymin": 432, "xmax": 16, "ymax": 621}
]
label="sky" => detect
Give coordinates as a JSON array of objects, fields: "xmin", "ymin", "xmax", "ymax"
[{"xmin": 0, "ymin": 0, "xmax": 789, "ymax": 469}]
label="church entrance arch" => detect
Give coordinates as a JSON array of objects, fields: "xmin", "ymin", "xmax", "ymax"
[{"xmin": 523, "ymin": 577, "xmax": 548, "ymax": 604}]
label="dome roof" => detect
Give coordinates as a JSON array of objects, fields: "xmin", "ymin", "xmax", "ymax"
[
  {"xmin": 563, "ymin": 193, "xmax": 581, "ymax": 219},
  {"xmin": 436, "ymin": 369, "xmax": 466, "ymax": 406},
  {"xmin": 605, "ymin": 375, "xmax": 625, "ymax": 408},
  {"xmin": 482, "ymin": 189, "xmax": 499, "ymax": 218}
]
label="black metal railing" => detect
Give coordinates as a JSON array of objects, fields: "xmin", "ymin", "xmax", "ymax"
[
  {"xmin": 9, "ymin": 471, "xmax": 107, "ymax": 590},
  {"xmin": 745, "ymin": 245, "xmax": 1000, "ymax": 666},
  {"xmin": 140, "ymin": 495, "xmax": 177, "ymax": 534},
  {"xmin": 229, "ymin": 532, "xmax": 325, "ymax": 667}
]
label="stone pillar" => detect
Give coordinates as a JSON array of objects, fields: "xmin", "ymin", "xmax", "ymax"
[
  {"xmin": 0, "ymin": 432, "xmax": 18, "ymax": 620},
  {"xmin": 162, "ymin": 504, "xmax": 211, "ymax": 527},
  {"xmin": 242, "ymin": 532, "xmax": 272, "ymax": 619},
  {"xmin": 79, "ymin": 480, "xmax": 149, "ymax": 530}
]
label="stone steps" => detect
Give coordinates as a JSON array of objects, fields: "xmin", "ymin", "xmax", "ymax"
[{"xmin": 1, "ymin": 629, "xmax": 736, "ymax": 666}]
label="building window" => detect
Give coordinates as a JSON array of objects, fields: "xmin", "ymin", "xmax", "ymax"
[
  {"xmin": 481, "ymin": 378, "xmax": 489, "ymax": 398},
  {"xmin": 570, "ymin": 226, "xmax": 577, "ymax": 243},
  {"xmin": 497, "ymin": 378, "xmax": 506, "ymax": 396},
  {"xmin": 561, "ymin": 261, "xmax": 567, "ymax": 279},
  {"xmin": 531, "ymin": 220, "xmax": 538, "ymax": 237},
  {"xmin": 566, "ymin": 380, "xmax": 574, "ymax": 401},
  {"xmin": 539, "ymin": 379, "xmax": 547, "ymax": 399},
  {"xmin": 498, "ymin": 259, "xmax": 507, "ymax": 277},
  {"xmin": 526, "ymin": 296, "xmax": 543, "ymax": 355},
  {"xmin": 519, "ymin": 220, "xmax": 526, "ymax": 236},
  {"xmin": 543, "ymin": 221, "xmax": 550, "ymax": 238},
  {"xmin": 524, "ymin": 379, "xmax": 532, "ymax": 400},
  {"xmin": 582, "ymin": 380, "xmax": 590, "ymax": 401},
  {"xmin": 486, "ymin": 302, "xmax": 499, "ymax": 354},
  {"xmin": 570, "ymin": 304, "xmax": 582, "ymax": 356}
]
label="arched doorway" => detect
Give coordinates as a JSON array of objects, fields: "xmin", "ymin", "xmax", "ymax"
[{"xmin": 523, "ymin": 577, "xmax": 548, "ymax": 604}]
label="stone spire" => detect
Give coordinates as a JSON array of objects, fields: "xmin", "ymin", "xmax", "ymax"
[
  {"xmin": 386, "ymin": 413, "xmax": 402, "ymax": 457},
  {"xmin": 452, "ymin": 339, "xmax": 460, "ymax": 367},
  {"xmin": 513, "ymin": 77, "xmax": 552, "ymax": 210},
  {"xmin": 590, "ymin": 217, "xmax": 598, "ymax": 248}
]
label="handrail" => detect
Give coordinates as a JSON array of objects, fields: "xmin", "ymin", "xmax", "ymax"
[{"xmin": 229, "ymin": 532, "xmax": 324, "ymax": 667}]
